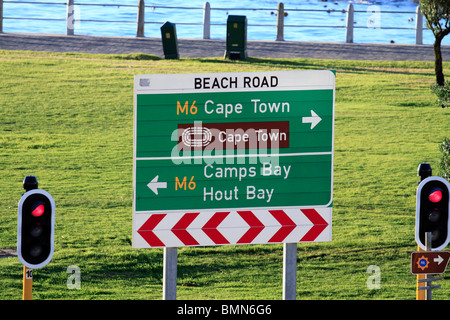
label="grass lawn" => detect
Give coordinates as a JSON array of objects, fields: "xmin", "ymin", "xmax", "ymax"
[{"xmin": 0, "ymin": 50, "xmax": 449, "ymax": 300}]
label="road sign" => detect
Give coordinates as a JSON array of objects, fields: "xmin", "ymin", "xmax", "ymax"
[
  {"xmin": 411, "ymin": 251, "xmax": 450, "ymax": 274},
  {"xmin": 133, "ymin": 70, "xmax": 335, "ymax": 248}
]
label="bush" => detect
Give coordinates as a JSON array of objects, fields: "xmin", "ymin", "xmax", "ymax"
[
  {"xmin": 431, "ymin": 81, "xmax": 450, "ymax": 108},
  {"xmin": 439, "ymin": 137, "xmax": 450, "ymax": 181}
]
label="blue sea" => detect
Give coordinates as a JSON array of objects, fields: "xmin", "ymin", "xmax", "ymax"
[{"xmin": 2, "ymin": 0, "xmax": 449, "ymax": 45}]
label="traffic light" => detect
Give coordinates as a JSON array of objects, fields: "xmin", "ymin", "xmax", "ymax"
[
  {"xmin": 18, "ymin": 189, "xmax": 55, "ymax": 269},
  {"xmin": 415, "ymin": 176, "xmax": 450, "ymax": 251}
]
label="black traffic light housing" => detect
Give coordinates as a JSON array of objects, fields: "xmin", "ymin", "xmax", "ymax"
[
  {"xmin": 18, "ymin": 189, "xmax": 55, "ymax": 269},
  {"xmin": 417, "ymin": 162, "xmax": 432, "ymax": 182},
  {"xmin": 415, "ymin": 176, "xmax": 450, "ymax": 251}
]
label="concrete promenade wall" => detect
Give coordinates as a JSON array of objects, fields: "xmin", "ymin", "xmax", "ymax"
[{"xmin": 1, "ymin": 32, "xmax": 449, "ymax": 61}]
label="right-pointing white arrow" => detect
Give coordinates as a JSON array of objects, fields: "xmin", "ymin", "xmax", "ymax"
[
  {"xmin": 147, "ymin": 175, "xmax": 167, "ymax": 195},
  {"xmin": 302, "ymin": 110, "xmax": 322, "ymax": 130},
  {"xmin": 434, "ymin": 255, "xmax": 444, "ymax": 265}
]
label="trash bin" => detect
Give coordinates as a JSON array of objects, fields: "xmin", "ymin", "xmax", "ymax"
[
  {"xmin": 224, "ymin": 15, "xmax": 247, "ymax": 60},
  {"xmin": 161, "ymin": 21, "xmax": 179, "ymax": 59}
]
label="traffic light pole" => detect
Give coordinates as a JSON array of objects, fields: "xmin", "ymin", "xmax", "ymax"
[
  {"xmin": 23, "ymin": 266, "xmax": 33, "ymax": 300},
  {"xmin": 416, "ymin": 232, "xmax": 442, "ymax": 300},
  {"xmin": 416, "ymin": 232, "xmax": 431, "ymax": 300},
  {"xmin": 416, "ymin": 246, "xmax": 426, "ymax": 300},
  {"xmin": 416, "ymin": 163, "xmax": 431, "ymax": 300}
]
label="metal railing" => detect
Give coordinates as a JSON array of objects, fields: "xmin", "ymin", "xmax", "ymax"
[{"xmin": 0, "ymin": 0, "xmax": 427, "ymax": 44}]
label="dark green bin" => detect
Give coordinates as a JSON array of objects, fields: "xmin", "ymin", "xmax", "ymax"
[
  {"xmin": 161, "ymin": 21, "xmax": 179, "ymax": 59},
  {"xmin": 224, "ymin": 15, "xmax": 247, "ymax": 60}
]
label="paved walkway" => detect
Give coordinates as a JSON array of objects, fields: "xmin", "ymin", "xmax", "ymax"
[{"xmin": 1, "ymin": 32, "xmax": 449, "ymax": 61}]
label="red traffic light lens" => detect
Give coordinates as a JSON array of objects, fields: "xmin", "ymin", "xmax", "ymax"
[
  {"xmin": 429, "ymin": 188, "xmax": 443, "ymax": 203},
  {"xmin": 31, "ymin": 204, "xmax": 45, "ymax": 217}
]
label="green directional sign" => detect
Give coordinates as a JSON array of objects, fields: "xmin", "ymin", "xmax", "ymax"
[{"xmin": 133, "ymin": 70, "xmax": 335, "ymax": 214}]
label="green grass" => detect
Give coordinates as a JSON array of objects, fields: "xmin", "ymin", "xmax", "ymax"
[{"xmin": 0, "ymin": 50, "xmax": 449, "ymax": 300}]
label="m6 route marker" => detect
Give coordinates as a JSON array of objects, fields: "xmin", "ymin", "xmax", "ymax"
[{"xmin": 133, "ymin": 70, "xmax": 335, "ymax": 248}]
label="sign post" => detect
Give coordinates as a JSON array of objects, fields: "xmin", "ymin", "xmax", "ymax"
[
  {"xmin": 163, "ymin": 247, "xmax": 177, "ymax": 300},
  {"xmin": 412, "ymin": 232, "xmax": 445, "ymax": 300},
  {"xmin": 133, "ymin": 70, "xmax": 335, "ymax": 299},
  {"xmin": 283, "ymin": 243, "xmax": 297, "ymax": 300}
]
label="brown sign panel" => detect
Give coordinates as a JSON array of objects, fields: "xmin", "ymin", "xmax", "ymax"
[
  {"xmin": 177, "ymin": 121, "xmax": 289, "ymax": 151},
  {"xmin": 411, "ymin": 251, "xmax": 450, "ymax": 274}
]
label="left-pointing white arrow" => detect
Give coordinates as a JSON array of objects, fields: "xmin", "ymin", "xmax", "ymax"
[
  {"xmin": 302, "ymin": 110, "xmax": 322, "ymax": 130},
  {"xmin": 147, "ymin": 175, "xmax": 167, "ymax": 195}
]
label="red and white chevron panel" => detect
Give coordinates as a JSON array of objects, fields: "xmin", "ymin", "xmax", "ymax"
[{"xmin": 133, "ymin": 208, "xmax": 331, "ymax": 248}]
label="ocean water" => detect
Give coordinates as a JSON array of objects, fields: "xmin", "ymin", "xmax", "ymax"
[{"xmin": 2, "ymin": 0, "xmax": 449, "ymax": 45}]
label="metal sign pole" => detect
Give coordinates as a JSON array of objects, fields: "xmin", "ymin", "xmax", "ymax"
[
  {"xmin": 282, "ymin": 243, "xmax": 297, "ymax": 300},
  {"xmin": 425, "ymin": 232, "xmax": 432, "ymax": 300},
  {"xmin": 163, "ymin": 247, "xmax": 177, "ymax": 300}
]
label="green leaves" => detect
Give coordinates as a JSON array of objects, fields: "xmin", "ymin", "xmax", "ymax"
[
  {"xmin": 420, "ymin": 0, "xmax": 450, "ymax": 36},
  {"xmin": 439, "ymin": 137, "xmax": 450, "ymax": 181},
  {"xmin": 431, "ymin": 81, "xmax": 450, "ymax": 108}
]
